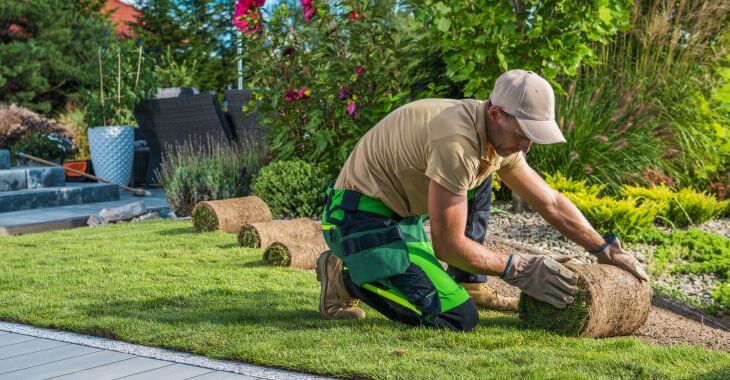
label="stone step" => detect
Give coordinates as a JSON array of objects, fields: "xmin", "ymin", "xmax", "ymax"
[
  {"xmin": 0, "ymin": 166, "xmax": 65, "ymax": 192},
  {"xmin": 0, "ymin": 183, "xmax": 119, "ymax": 213}
]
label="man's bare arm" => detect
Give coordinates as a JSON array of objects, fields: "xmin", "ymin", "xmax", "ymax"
[
  {"xmin": 498, "ymin": 163, "xmax": 605, "ymax": 251},
  {"xmin": 427, "ymin": 179, "xmax": 509, "ymax": 276}
]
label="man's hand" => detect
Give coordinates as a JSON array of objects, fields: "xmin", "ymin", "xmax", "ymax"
[
  {"xmin": 501, "ymin": 254, "xmax": 578, "ymax": 309},
  {"xmin": 594, "ymin": 237, "xmax": 649, "ymax": 281}
]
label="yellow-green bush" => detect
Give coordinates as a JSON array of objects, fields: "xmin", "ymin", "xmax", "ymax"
[
  {"xmin": 564, "ymin": 192, "xmax": 659, "ymax": 241},
  {"xmin": 621, "ymin": 185, "xmax": 727, "ymax": 227},
  {"xmin": 544, "ymin": 172, "xmax": 605, "ymax": 196},
  {"xmin": 668, "ymin": 188, "xmax": 729, "ymax": 227}
]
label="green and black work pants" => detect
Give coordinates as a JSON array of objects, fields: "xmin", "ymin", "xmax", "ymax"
[{"xmin": 320, "ymin": 175, "xmax": 494, "ymax": 331}]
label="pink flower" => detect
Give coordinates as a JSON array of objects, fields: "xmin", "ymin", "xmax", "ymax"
[
  {"xmin": 346, "ymin": 101, "xmax": 357, "ymax": 118},
  {"xmin": 298, "ymin": 87, "xmax": 311, "ymax": 99},
  {"xmin": 338, "ymin": 87, "xmax": 352, "ymax": 101},
  {"xmin": 355, "ymin": 66, "xmax": 365, "ymax": 75},
  {"xmin": 301, "ymin": 0, "xmax": 317, "ymax": 22},
  {"xmin": 233, "ymin": 0, "xmax": 264, "ymax": 34},
  {"xmin": 284, "ymin": 90, "xmax": 299, "ymax": 103},
  {"xmin": 348, "ymin": 11, "xmax": 360, "ymax": 21}
]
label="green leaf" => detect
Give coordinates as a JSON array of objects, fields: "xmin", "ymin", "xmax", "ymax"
[
  {"xmin": 598, "ymin": 6, "xmax": 612, "ymax": 25},
  {"xmin": 436, "ymin": 18, "xmax": 451, "ymax": 33}
]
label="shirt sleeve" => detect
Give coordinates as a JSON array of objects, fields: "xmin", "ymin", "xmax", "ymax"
[
  {"xmin": 497, "ymin": 152, "xmax": 526, "ymax": 174},
  {"xmin": 425, "ymin": 136, "xmax": 479, "ymax": 196}
]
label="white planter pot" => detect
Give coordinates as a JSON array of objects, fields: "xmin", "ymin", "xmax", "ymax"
[{"xmin": 88, "ymin": 126, "xmax": 134, "ymax": 185}]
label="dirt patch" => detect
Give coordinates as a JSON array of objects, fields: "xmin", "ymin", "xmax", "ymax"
[
  {"xmin": 192, "ymin": 196, "xmax": 272, "ymax": 233},
  {"xmin": 238, "ymin": 218, "xmax": 322, "ymax": 248}
]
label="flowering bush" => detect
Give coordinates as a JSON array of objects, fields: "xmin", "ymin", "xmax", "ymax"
[
  {"xmin": 234, "ymin": 0, "xmax": 446, "ymax": 175},
  {"xmin": 11, "ymin": 131, "xmax": 76, "ymax": 163}
]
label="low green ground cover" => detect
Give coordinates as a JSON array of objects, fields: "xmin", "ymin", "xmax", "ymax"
[
  {"xmin": 0, "ymin": 220, "xmax": 728, "ymax": 379},
  {"xmin": 651, "ymin": 229, "xmax": 730, "ymax": 310}
]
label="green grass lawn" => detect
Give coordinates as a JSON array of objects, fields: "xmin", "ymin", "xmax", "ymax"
[{"xmin": 1, "ymin": 220, "xmax": 728, "ymax": 379}]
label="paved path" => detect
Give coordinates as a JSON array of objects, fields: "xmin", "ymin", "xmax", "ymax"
[
  {"xmin": 0, "ymin": 188, "xmax": 169, "ymax": 235},
  {"xmin": 0, "ymin": 322, "xmax": 327, "ymax": 380}
]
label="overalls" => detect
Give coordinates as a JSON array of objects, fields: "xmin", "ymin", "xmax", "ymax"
[{"xmin": 320, "ymin": 174, "xmax": 494, "ymax": 331}]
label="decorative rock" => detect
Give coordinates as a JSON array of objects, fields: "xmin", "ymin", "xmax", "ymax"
[
  {"xmin": 94, "ymin": 201, "xmax": 147, "ymax": 224},
  {"xmin": 133, "ymin": 211, "xmax": 160, "ymax": 222},
  {"xmin": 0, "ymin": 150, "xmax": 9, "ymax": 170}
]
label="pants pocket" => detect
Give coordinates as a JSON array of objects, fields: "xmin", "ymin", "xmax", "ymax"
[{"xmin": 338, "ymin": 224, "xmax": 410, "ymax": 286}]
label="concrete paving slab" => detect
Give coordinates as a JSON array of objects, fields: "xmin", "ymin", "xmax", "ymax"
[
  {"xmin": 0, "ymin": 322, "xmax": 328, "ymax": 380},
  {"xmin": 0, "ymin": 337, "xmax": 68, "ymax": 359},
  {"xmin": 0, "ymin": 344, "xmax": 100, "ymax": 374},
  {"xmin": 0, "ymin": 187, "xmax": 168, "ymax": 235}
]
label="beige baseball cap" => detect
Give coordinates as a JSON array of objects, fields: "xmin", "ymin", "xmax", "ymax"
[{"xmin": 490, "ymin": 69, "xmax": 566, "ymax": 144}]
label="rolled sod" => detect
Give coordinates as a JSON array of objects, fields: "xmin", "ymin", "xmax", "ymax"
[
  {"xmin": 192, "ymin": 196, "xmax": 272, "ymax": 233},
  {"xmin": 518, "ymin": 262, "xmax": 651, "ymax": 337},
  {"xmin": 262, "ymin": 237, "xmax": 328, "ymax": 269},
  {"xmin": 237, "ymin": 218, "xmax": 322, "ymax": 248}
]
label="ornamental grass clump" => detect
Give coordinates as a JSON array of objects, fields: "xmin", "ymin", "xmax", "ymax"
[{"xmin": 156, "ymin": 137, "xmax": 267, "ymax": 216}]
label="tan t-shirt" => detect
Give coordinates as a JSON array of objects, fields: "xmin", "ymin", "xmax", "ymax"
[{"xmin": 335, "ymin": 98, "xmax": 525, "ymax": 217}]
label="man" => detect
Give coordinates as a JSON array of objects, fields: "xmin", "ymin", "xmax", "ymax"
[{"xmin": 317, "ymin": 70, "xmax": 648, "ymax": 331}]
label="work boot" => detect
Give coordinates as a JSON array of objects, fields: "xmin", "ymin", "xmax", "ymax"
[
  {"xmin": 316, "ymin": 250, "xmax": 365, "ymax": 320},
  {"xmin": 460, "ymin": 282, "xmax": 519, "ymax": 312}
]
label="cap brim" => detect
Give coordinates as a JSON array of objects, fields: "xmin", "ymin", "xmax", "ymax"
[{"xmin": 516, "ymin": 118, "xmax": 566, "ymax": 144}]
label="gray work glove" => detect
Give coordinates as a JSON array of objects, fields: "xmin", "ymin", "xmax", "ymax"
[
  {"xmin": 593, "ymin": 235, "xmax": 649, "ymax": 282},
  {"xmin": 501, "ymin": 254, "xmax": 578, "ymax": 309}
]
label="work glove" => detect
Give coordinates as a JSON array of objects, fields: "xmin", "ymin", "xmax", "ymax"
[
  {"xmin": 591, "ymin": 233, "xmax": 649, "ymax": 282},
  {"xmin": 501, "ymin": 254, "xmax": 578, "ymax": 309}
]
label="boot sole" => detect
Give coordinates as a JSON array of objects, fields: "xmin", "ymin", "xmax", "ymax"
[{"xmin": 315, "ymin": 250, "xmax": 331, "ymax": 317}]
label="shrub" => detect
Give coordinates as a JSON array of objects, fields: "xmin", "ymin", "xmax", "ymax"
[
  {"xmin": 0, "ymin": 1, "xmax": 114, "ymax": 114},
  {"xmin": 83, "ymin": 40, "xmax": 157, "ymax": 127},
  {"xmin": 405, "ymin": 0, "xmax": 632, "ymax": 98},
  {"xmin": 621, "ymin": 185, "xmax": 728, "ymax": 227},
  {"xmin": 251, "ymin": 160, "xmax": 325, "ymax": 219},
  {"xmin": 667, "ymin": 188, "xmax": 729, "ymax": 227},
  {"xmin": 237, "ymin": 0, "xmax": 448, "ymax": 176},
  {"xmin": 57, "ymin": 107, "xmax": 89, "ymax": 161},
  {"xmin": 529, "ymin": 1, "xmax": 729, "ymax": 193},
  {"xmin": 563, "ymin": 192, "xmax": 659, "ymax": 242},
  {"xmin": 10, "ymin": 131, "xmax": 76, "ymax": 163},
  {"xmin": 544, "ymin": 172, "xmax": 604, "ymax": 196},
  {"xmin": 156, "ymin": 137, "xmax": 267, "ymax": 216},
  {"xmin": 0, "ymin": 104, "xmax": 74, "ymax": 149}
]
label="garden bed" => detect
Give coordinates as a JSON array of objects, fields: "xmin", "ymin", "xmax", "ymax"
[
  {"xmin": 482, "ymin": 201, "xmax": 730, "ymax": 320},
  {"xmin": 0, "ymin": 219, "xmax": 728, "ymax": 379}
]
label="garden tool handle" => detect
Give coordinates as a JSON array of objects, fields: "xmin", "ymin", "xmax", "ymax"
[{"xmin": 16, "ymin": 152, "xmax": 150, "ymax": 197}]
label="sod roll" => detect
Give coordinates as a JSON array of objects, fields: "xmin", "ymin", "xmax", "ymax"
[
  {"xmin": 237, "ymin": 218, "xmax": 322, "ymax": 248},
  {"xmin": 262, "ymin": 237, "xmax": 328, "ymax": 269},
  {"xmin": 519, "ymin": 262, "xmax": 651, "ymax": 338},
  {"xmin": 192, "ymin": 196, "xmax": 273, "ymax": 233}
]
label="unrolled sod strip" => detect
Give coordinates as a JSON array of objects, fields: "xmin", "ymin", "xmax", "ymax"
[
  {"xmin": 262, "ymin": 237, "xmax": 328, "ymax": 269},
  {"xmin": 192, "ymin": 196, "xmax": 273, "ymax": 233},
  {"xmin": 238, "ymin": 218, "xmax": 322, "ymax": 248},
  {"xmin": 518, "ymin": 262, "xmax": 651, "ymax": 337}
]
